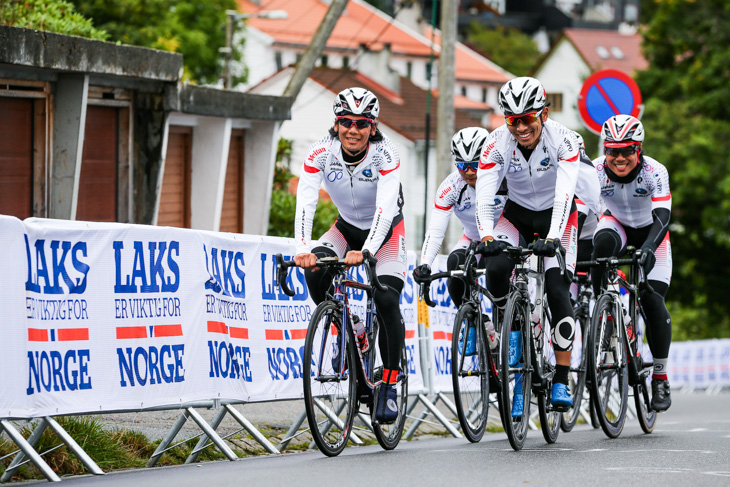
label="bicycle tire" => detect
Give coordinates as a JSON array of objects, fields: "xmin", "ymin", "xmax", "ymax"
[
  {"xmin": 588, "ymin": 294, "xmax": 628, "ymax": 439},
  {"xmin": 500, "ymin": 292, "xmax": 532, "ymax": 451},
  {"xmin": 302, "ymin": 301, "xmax": 358, "ymax": 456},
  {"xmin": 371, "ymin": 317, "xmax": 409, "ymax": 450},
  {"xmin": 561, "ymin": 311, "xmax": 589, "ymax": 432},
  {"xmin": 451, "ymin": 304, "xmax": 489, "ymax": 443},
  {"xmin": 630, "ymin": 339, "xmax": 657, "ymax": 433},
  {"xmin": 536, "ymin": 304, "xmax": 561, "ymax": 444}
]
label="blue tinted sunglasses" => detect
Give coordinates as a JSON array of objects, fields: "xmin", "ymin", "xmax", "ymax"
[{"xmin": 455, "ymin": 160, "xmax": 478, "ymax": 171}]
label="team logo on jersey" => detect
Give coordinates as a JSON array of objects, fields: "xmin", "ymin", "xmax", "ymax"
[
  {"xmin": 327, "ymin": 170, "xmax": 343, "ymax": 182},
  {"xmin": 363, "ymin": 169, "xmax": 372, "ymax": 177},
  {"xmin": 539, "ymin": 158, "xmax": 550, "ymax": 166},
  {"xmin": 634, "ymin": 188, "xmax": 649, "ymax": 196}
]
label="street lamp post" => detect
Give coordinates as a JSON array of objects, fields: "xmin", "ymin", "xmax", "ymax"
[{"xmin": 220, "ymin": 9, "xmax": 288, "ymax": 90}]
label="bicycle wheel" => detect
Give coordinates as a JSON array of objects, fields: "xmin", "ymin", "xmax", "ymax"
[
  {"xmin": 452, "ymin": 304, "xmax": 489, "ymax": 443},
  {"xmin": 371, "ymin": 316, "xmax": 409, "ymax": 450},
  {"xmin": 588, "ymin": 294, "xmax": 628, "ymax": 439},
  {"xmin": 499, "ymin": 292, "xmax": 532, "ymax": 451},
  {"xmin": 631, "ymin": 339, "xmax": 657, "ymax": 433},
  {"xmin": 302, "ymin": 301, "xmax": 358, "ymax": 456},
  {"xmin": 536, "ymin": 305, "xmax": 561, "ymax": 444},
  {"xmin": 561, "ymin": 310, "xmax": 589, "ymax": 432}
]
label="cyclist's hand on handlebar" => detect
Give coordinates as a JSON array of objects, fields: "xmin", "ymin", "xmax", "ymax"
[
  {"xmin": 344, "ymin": 250, "xmax": 364, "ymax": 267},
  {"xmin": 476, "ymin": 237, "xmax": 506, "ymax": 256},
  {"xmin": 530, "ymin": 237, "xmax": 562, "ymax": 257},
  {"xmin": 638, "ymin": 245, "xmax": 656, "ymax": 276},
  {"xmin": 413, "ymin": 264, "xmax": 431, "ymax": 283},
  {"xmin": 294, "ymin": 253, "xmax": 318, "ymax": 269}
]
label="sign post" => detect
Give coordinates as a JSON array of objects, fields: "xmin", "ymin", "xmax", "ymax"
[{"xmin": 577, "ymin": 69, "xmax": 643, "ymax": 135}]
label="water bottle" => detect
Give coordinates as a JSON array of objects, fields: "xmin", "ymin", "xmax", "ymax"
[
  {"xmin": 485, "ymin": 318, "xmax": 498, "ymax": 351},
  {"xmin": 531, "ymin": 309, "xmax": 543, "ymax": 342},
  {"xmin": 352, "ymin": 315, "xmax": 370, "ymax": 352},
  {"xmin": 623, "ymin": 309, "xmax": 635, "ymax": 343}
]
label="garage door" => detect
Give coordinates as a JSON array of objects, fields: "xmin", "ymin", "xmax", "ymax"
[
  {"xmin": 76, "ymin": 105, "xmax": 118, "ymax": 222},
  {"xmin": 158, "ymin": 126, "xmax": 192, "ymax": 228},
  {"xmin": 0, "ymin": 97, "xmax": 33, "ymax": 219},
  {"xmin": 220, "ymin": 129, "xmax": 244, "ymax": 233}
]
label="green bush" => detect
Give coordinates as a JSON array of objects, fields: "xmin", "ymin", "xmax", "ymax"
[{"xmin": 1, "ymin": 0, "xmax": 108, "ymax": 40}]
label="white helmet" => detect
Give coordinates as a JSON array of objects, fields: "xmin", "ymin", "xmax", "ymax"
[
  {"xmin": 602, "ymin": 114, "xmax": 644, "ymax": 147},
  {"xmin": 333, "ymin": 87, "xmax": 380, "ymax": 119},
  {"xmin": 451, "ymin": 127, "xmax": 490, "ymax": 162},
  {"xmin": 499, "ymin": 77, "xmax": 546, "ymax": 115}
]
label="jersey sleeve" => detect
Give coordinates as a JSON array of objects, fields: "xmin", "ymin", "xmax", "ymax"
[
  {"xmin": 420, "ymin": 176, "xmax": 457, "ymax": 267},
  {"xmin": 547, "ymin": 133, "xmax": 581, "ymax": 240},
  {"xmin": 650, "ymin": 162, "xmax": 672, "ymax": 212},
  {"xmin": 363, "ymin": 140, "xmax": 402, "ymax": 254},
  {"xmin": 294, "ymin": 139, "xmax": 328, "ymax": 255},
  {"xmin": 475, "ymin": 139, "xmax": 504, "ymax": 239}
]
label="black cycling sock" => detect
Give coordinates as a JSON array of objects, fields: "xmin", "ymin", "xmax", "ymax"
[{"xmin": 554, "ymin": 364, "xmax": 570, "ymax": 385}]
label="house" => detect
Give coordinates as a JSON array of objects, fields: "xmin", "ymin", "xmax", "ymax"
[
  {"xmin": 532, "ymin": 27, "xmax": 647, "ymax": 130},
  {"xmin": 249, "ymin": 65, "xmax": 484, "ymax": 246},
  {"xmin": 237, "ymin": 0, "xmax": 512, "ymax": 109}
]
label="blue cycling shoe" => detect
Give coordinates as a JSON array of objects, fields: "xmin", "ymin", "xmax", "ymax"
[
  {"xmin": 459, "ymin": 323, "xmax": 477, "ymax": 356},
  {"xmin": 511, "ymin": 372, "xmax": 524, "ymax": 419},
  {"xmin": 374, "ymin": 383, "xmax": 399, "ymax": 424},
  {"xmin": 508, "ymin": 331, "xmax": 523, "ymax": 367},
  {"xmin": 551, "ymin": 382, "xmax": 573, "ymax": 411}
]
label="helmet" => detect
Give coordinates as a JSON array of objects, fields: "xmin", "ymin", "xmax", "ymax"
[
  {"xmin": 602, "ymin": 115, "xmax": 644, "ymax": 147},
  {"xmin": 333, "ymin": 87, "xmax": 380, "ymax": 119},
  {"xmin": 498, "ymin": 77, "xmax": 546, "ymax": 115},
  {"xmin": 451, "ymin": 127, "xmax": 490, "ymax": 162}
]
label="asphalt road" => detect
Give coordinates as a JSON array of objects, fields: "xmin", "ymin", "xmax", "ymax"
[{"xmin": 26, "ymin": 392, "xmax": 730, "ymax": 486}]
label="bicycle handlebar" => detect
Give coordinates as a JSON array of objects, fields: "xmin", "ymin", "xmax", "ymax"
[{"xmin": 574, "ymin": 249, "xmax": 654, "ymax": 293}]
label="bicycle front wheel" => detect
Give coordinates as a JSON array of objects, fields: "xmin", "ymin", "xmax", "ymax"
[
  {"xmin": 536, "ymin": 304, "xmax": 561, "ymax": 444},
  {"xmin": 372, "ymin": 317, "xmax": 409, "ymax": 450},
  {"xmin": 561, "ymin": 309, "xmax": 589, "ymax": 432},
  {"xmin": 631, "ymin": 339, "xmax": 657, "ymax": 433},
  {"xmin": 302, "ymin": 301, "xmax": 358, "ymax": 456},
  {"xmin": 500, "ymin": 292, "xmax": 532, "ymax": 451},
  {"xmin": 588, "ymin": 294, "xmax": 628, "ymax": 439},
  {"xmin": 452, "ymin": 304, "xmax": 489, "ymax": 443}
]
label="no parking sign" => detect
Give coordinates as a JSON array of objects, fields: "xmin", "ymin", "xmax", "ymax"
[{"xmin": 577, "ymin": 69, "xmax": 643, "ymax": 135}]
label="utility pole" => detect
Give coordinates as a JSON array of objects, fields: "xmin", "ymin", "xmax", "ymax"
[
  {"xmin": 422, "ymin": 0, "xmax": 438, "ymax": 240},
  {"xmin": 436, "ymin": 0, "xmax": 457, "ymax": 247},
  {"xmin": 283, "ymin": 0, "xmax": 349, "ymax": 100}
]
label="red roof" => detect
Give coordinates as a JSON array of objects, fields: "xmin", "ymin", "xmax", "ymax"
[
  {"xmin": 562, "ymin": 28, "xmax": 648, "ymax": 73},
  {"xmin": 308, "ymin": 67, "xmax": 482, "ymax": 142},
  {"xmin": 239, "ymin": 0, "xmax": 510, "ymax": 83}
]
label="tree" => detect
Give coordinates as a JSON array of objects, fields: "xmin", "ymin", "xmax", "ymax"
[
  {"xmin": 465, "ymin": 22, "xmax": 539, "ymax": 76},
  {"xmin": 635, "ymin": 0, "xmax": 730, "ymax": 338},
  {"xmin": 70, "ymin": 0, "xmax": 238, "ymax": 84},
  {"xmin": 1, "ymin": 0, "xmax": 108, "ymax": 40}
]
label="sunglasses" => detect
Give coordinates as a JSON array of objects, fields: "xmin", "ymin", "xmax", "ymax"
[
  {"xmin": 604, "ymin": 145, "xmax": 638, "ymax": 158},
  {"xmin": 504, "ymin": 110, "xmax": 543, "ymax": 126},
  {"xmin": 455, "ymin": 160, "xmax": 478, "ymax": 171},
  {"xmin": 337, "ymin": 117, "xmax": 373, "ymax": 129}
]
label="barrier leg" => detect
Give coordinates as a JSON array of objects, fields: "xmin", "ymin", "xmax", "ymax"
[
  {"xmin": 278, "ymin": 408, "xmax": 308, "ymax": 451},
  {"xmin": 224, "ymin": 405, "xmax": 279, "ymax": 454},
  {"xmin": 185, "ymin": 407, "xmax": 228, "ymax": 464},
  {"xmin": 403, "ymin": 395, "xmax": 439, "ymax": 440},
  {"xmin": 309, "ymin": 398, "xmax": 363, "ymax": 447},
  {"xmin": 404, "ymin": 394, "xmax": 462, "ymax": 439},
  {"xmin": 45, "ymin": 416, "xmax": 104, "ymax": 475},
  {"xmin": 146, "ymin": 410, "xmax": 191, "ymax": 467},
  {"xmin": 186, "ymin": 408, "xmax": 237, "ymax": 461},
  {"xmin": 0, "ymin": 420, "xmax": 60, "ymax": 483}
]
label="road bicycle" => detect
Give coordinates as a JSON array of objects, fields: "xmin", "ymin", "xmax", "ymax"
[
  {"xmin": 415, "ymin": 241, "xmax": 503, "ymax": 443},
  {"xmin": 498, "ymin": 245, "xmax": 568, "ymax": 451},
  {"xmin": 560, "ymin": 269, "xmax": 592, "ymax": 432},
  {"xmin": 584, "ymin": 248, "xmax": 657, "ymax": 438},
  {"xmin": 276, "ymin": 251, "xmax": 408, "ymax": 456}
]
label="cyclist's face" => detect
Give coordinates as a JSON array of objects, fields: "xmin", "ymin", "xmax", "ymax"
[
  {"xmin": 505, "ymin": 108, "xmax": 547, "ymax": 149},
  {"xmin": 456, "ymin": 164, "xmax": 478, "ymax": 187},
  {"xmin": 604, "ymin": 144, "xmax": 640, "ymax": 177},
  {"xmin": 336, "ymin": 116, "xmax": 375, "ymax": 155}
]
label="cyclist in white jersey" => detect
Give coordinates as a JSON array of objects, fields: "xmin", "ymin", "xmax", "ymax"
[
  {"xmin": 592, "ymin": 114, "xmax": 673, "ymax": 411},
  {"xmin": 413, "ymin": 127, "xmax": 504, "ymax": 352},
  {"xmin": 294, "ymin": 87, "xmax": 407, "ymax": 423},
  {"xmin": 475, "ymin": 77, "xmax": 580, "ymax": 416}
]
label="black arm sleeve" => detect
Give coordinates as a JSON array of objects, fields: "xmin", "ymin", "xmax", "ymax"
[{"xmin": 643, "ymin": 207, "xmax": 671, "ymax": 251}]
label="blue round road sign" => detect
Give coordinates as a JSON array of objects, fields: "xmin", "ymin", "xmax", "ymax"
[{"xmin": 577, "ymin": 69, "xmax": 643, "ymax": 134}]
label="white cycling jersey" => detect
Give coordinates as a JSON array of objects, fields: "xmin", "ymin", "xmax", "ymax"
[
  {"xmin": 295, "ymin": 133, "xmax": 403, "ymax": 256},
  {"xmin": 476, "ymin": 119, "xmax": 580, "ymax": 240},
  {"xmin": 594, "ymin": 155, "xmax": 671, "ymax": 228},
  {"xmin": 420, "ymin": 171, "xmax": 505, "ymax": 267}
]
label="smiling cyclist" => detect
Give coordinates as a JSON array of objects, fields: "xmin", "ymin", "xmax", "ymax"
[{"xmin": 294, "ymin": 87, "xmax": 407, "ymax": 424}]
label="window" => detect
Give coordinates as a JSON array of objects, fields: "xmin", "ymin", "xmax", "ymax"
[
  {"xmin": 275, "ymin": 51, "xmax": 282, "ymax": 70},
  {"xmin": 321, "ymin": 55, "xmax": 328, "ymax": 67},
  {"xmin": 546, "ymin": 93, "xmax": 563, "ymax": 113},
  {"xmin": 425, "ymin": 62, "xmax": 432, "ymax": 82},
  {"xmin": 482, "ymin": 87, "xmax": 487, "ymax": 103},
  {"xmin": 610, "ymin": 46, "xmax": 625, "ymax": 59},
  {"xmin": 406, "ymin": 61, "xmax": 412, "ymax": 79},
  {"xmin": 595, "ymin": 46, "xmax": 610, "ymax": 59},
  {"xmin": 460, "ymin": 86, "xmax": 467, "ymax": 97},
  {"xmin": 343, "ymin": 56, "xmax": 350, "ymax": 68}
]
